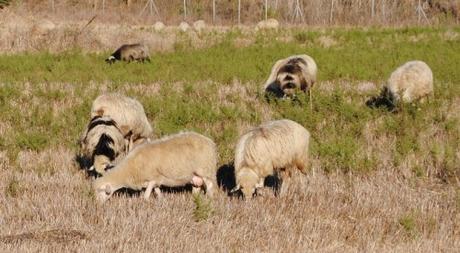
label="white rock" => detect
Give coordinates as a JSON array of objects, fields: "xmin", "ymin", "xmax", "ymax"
[
  {"xmin": 193, "ymin": 20, "xmax": 206, "ymax": 32},
  {"xmin": 153, "ymin": 21, "xmax": 165, "ymax": 32},
  {"xmin": 255, "ymin": 18, "xmax": 279, "ymax": 31},
  {"xmin": 178, "ymin": 22, "xmax": 190, "ymax": 32},
  {"xmin": 33, "ymin": 19, "xmax": 56, "ymax": 35}
]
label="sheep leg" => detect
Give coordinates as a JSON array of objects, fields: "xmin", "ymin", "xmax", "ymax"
[
  {"xmin": 309, "ymin": 88, "xmax": 313, "ymax": 110},
  {"xmin": 154, "ymin": 187, "xmax": 162, "ymax": 198},
  {"xmin": 128, "ymin": 134, "xmax": 134, "ymax": 152},
  {"xmin": 144, "ymin": 181, "xmax": 156, "ymax": 200},
  {"xmin": 202, "ymin": 177, "xmax": 215, "ymax": 197},
  {"xmin": 296, "ymin": 156, "xmax": 309, "ymax": 175},
  {"xmin": 279, "ymin": 177, "xmax": 290, "ymax": 197}
]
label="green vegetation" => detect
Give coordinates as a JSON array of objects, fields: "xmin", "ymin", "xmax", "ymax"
[
  {"xmin": 5, "ymin": 177, "xmax": 21, "ymax": 198},
  {"xmin": 1, "ymin": 27, "xmax": 459, "ymax": 84},
  {"xmin": 0, "ymin": 27, "xmax": 458, "ymax": 181},
  {"xmin": 192, "ymin": 193, "xmax": 215, "ymax": 222}
]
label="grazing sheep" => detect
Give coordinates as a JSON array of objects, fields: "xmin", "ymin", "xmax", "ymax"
[
  {"xmin": 232, "ymin": 119, "xmax": 310, "ymax": 198},
  {"xmin": 105, "ymin": 43, "xmax": 150, "ymax": 64},
  {"xmin": 264, "ymin": 55, "xmax": 317, "ymax": 107},
  {"xmin": 255, "ymin": 18, "xmax": 280, "ymax": 31},
  {"xmin": 93, "ymin": 131, "xmax": 218, "ymax": 202},
  {"xmin": 80, "ymin": 93, "xmax": 153, "ymax": 175},
  {"xmin": 366, "ymin": 60, "xmax": 433, "ymax": 110},
  {"xmin": 80, "ymin": 116, "xmax": 127, "ymax": 174}
]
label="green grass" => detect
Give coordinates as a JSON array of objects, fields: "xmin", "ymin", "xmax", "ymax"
[
  {"xmin": 0, "ymin": 27, "xmax": 459, "ymax": 84},
  {"xmin": 0, "ymin": 27, "xmax": 458, "ymax": 180}
]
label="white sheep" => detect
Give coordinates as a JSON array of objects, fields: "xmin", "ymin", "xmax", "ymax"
[
  {"xmin": 80, "ymin": 93, "xmax": 153, "ymax": 175},
  {"xmin": 232, "ymin": 119, "xmax": 310, "ymax": 198},
  {"xmin": 366, "ymin": 60, "xmax": 433, "ymax": 110},
  {"xmin": 387, "ymin": 60, "xmax": 433, "ymax": 103},
  {"xmin": 93, "ymin": 131, "xmax": 218, "ymax": 202},
  {"xmin": 264, "ymin": 54, "xmax": 317, "ymax": 107}
]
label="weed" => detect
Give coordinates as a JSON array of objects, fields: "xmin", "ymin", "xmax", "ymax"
[
  {"xmin": 5, "ymin": 177, "xmax": 21, "ymax": 198},
  {"xmin": 192, "ymin": 193, "xmax": 214, "ymax": 222}
]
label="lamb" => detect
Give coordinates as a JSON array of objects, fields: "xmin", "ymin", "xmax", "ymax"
[
  {"xmin": 263, "ymin": 55, "xmax": 317, "ymax": 107},
  {"xmin": 93, "ymin": 131, "xmax": 218, "ymax": 202},
  {"xmin": 105, "ymin": 43, "xmax": 150, "ymax": 64},
  {"xmin": 366, "ymin": 60, "xmax": 433, "ymax": 110},
  {"xmin": 80, "ymin": 93, "xmax": 153, "ymax": 175},
  {"xmin": 232, "ymin": 119, "xmax": 310, "ymax": 198}
]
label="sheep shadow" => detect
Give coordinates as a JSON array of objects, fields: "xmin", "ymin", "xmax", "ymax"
[{"xmin": 216, "ymin": 162, "xmax": 282, "ymax": 197}]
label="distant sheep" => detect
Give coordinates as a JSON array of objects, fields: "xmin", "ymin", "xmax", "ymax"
[
  {"xmin": 93, "ymin": 131, "xmax": 218, "ymax": 202},
  {"xmin": 255, "ymin": 18, "xmax": 279, "ymax": 31},
  {"xmin": 105, "ymin": 43, "xmax": 150, "ymax": 64},
  {"xmin": 366, "ymin": 60, "xmax": 433, "ymax": 110},
  {"xmin": 232, "ymin": 119, "xmax": 310, "ymax": 198},
  {"xmin": 264, "ymin": 55, "xmax": 317, "ymax": 105},
  {"xmin": 80, "ymin": 93, "xmax": 153, "ymax": 175}
]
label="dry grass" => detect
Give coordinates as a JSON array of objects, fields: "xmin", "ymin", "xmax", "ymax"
[
  {"xmin": 0, "ymin": 151, "xmax": 458, "ymax": 252},
  {"xmin": 4, "ymin": 0, "xmax": 460, "ymax": 26}
]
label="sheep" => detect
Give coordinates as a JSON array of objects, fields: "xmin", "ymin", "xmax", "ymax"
[
  {"xmin": 80, "ymin": 93, "xmax": 153, "ymax": 175},
  {"xmin": 93, "ymin": 131, "xmax": 218, "ymax": 203},
  {"xmin": 105, "ymin": 43, "xmax": 150, "ymax": 64},
  {"xmin": 232, "ymin": 119, "xmax": 310, "ymax": 198},
  {"xmin": 366, "ymin": 60, "xmax": 433, "ymax": 111},
  {"xmin": 263, "ymin": 54, "xmax": 317, "ymax": 108},
  {"xmin": 80, "ymin": 116, "xmax": 127, "ymax": 174}
]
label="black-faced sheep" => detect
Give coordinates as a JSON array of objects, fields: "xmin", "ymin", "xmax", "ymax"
[
  {"xmin": 93, "ymin": 131, "xmax": 218, "ymax": 202},
  {"xmin": 105, "ymin": 43, "xmax": 150, "ymax": 64},
  {"xmin": 232, "ymin": 119, "xmax": 310, "ymax": 198},
  {"xmin": 80, "ymin": 93, "xmax": 153, "ymax": 175},
  {"xmin": 264, "ymin": 54, "xmax": 317, "ymax": 103},
  {"xmin": 366, "ymin": 60, "xmax": 434, "ymax": 110}
]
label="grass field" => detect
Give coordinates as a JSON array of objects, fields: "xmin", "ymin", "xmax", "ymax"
[{"xmin": 0, "ymin": 27, "xmax": 459, "ymax": 252}]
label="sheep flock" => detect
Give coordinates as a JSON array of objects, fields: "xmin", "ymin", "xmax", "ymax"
[
  {"xmin": 78, "ymin": 37, "xmax": 434, "ymax": 202},
  {"xmin": 79, "ymin": 19, "xmax": 435, "ymax": 201}
]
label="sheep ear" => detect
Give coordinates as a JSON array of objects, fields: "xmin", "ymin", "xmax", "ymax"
[
  {"xmin": 104, "ymin": 184, "xmax": 111, "ymax": 195},
  {"xmin": 119, "ymin": 125, "xmax": 131, "ymax": 137},
  {"xmin": 230, "ymin": 185, "xmax": 241, "ymax": 193},
  {"xmin": 95, "ymin": 109, "xmax": 104, "ymax": 116}
]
